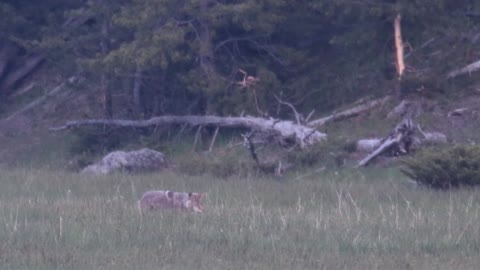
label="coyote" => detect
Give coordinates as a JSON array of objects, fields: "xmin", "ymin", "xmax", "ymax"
[{"xmin": 138, "ymin": 190, "xmax": 204, "ymax": 213}]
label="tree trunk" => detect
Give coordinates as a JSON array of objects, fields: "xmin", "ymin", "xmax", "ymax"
[
  {"xmin": 393, "ymin": 14, "xmax": 404, "ymax": 99},
  {"xmin": 152, "ymin": 69, "xmax": 168, "ymax": 116},
  {"xmin": 198, "ymin": 0, "xmax": 216, "ymax": 80},
  {"xmin": 132, "ymin": 65, "xmax": 143, "ymax": 117},
  {"xmin": 100, "ymin": 20, "xmax": 113, "ymax": 119},
  {"xmin": 101, "ymin": 74, "xmax": 112, "ymax": 118}
]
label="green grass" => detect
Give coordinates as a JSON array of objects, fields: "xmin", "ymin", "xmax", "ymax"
[{"xmin": 1, "ymin": 166, "xmax": 480, "ymax": 269}]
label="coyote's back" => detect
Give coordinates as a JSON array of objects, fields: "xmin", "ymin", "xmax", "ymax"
[{"xmin": 139, "ymin": 190, "xmax": 204, "ymax": 213}]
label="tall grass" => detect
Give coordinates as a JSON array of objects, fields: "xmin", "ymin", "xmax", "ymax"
[{"xmin": 1, "ymin": 167, "xmax": 480, "ymax": 269}]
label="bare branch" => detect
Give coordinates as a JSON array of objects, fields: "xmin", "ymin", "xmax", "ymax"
[
  {"xmin": 208, "ymin": 127, "xmax": 220, "ymax": 152},
  {"xmin": 214, "ymin": 35, "xmax": 268, "ymax": 52},
  {"xmin": 305, "ymin": 109, "xmax": 315, "ymax": 123},
  {"xmin": 242, "ymin": 131, "xmax": 260, "ymax": 164},
  {"xmin": 193, "ymin": 125, "xmax": 203, "ymax": 151},
  {"xmin": 308, "ymin": 96, "xmax": 391, "ymax": 128},
  {"xmin": 274, "ymin": 94, "xmax": 301, "ymax": 125}
]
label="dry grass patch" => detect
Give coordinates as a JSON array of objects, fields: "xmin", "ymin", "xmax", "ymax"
[{"xmin": 0, "ymin": 167, "xmax": 480, "ymax": 269}]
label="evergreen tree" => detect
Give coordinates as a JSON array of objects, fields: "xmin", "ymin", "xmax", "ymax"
[{"xmin": 3, "ymin": 0, "xmax": 480, "ymax": 118}]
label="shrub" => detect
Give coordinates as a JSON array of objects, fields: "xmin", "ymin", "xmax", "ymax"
[
  {"xmin": 176, "ymin": 150, "xmax": 254, "ymax": 178},
  {"xmin": 287, "ymin": 138, "xmax": 350, "ymax": 168},
  {"xmin": 401, "ymin": 145, "xmax": 480, "ymax": 189}
]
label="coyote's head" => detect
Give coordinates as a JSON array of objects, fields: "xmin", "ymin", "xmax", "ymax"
[{"xmin": 184, "ymin": 192, "xmax": 204, "ymax": 213}]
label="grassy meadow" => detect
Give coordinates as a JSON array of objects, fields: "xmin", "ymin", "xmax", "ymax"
[{"xmin": 1, "ymin": 166, "xmax": 480, "ymax": 270}]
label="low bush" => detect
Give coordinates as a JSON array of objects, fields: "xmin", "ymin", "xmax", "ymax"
[
  {"xmin": 401, "ymin": 145, "xmax": 480, "ymax": 189},
  {"xmin": 176, "ymin": 150, "xmax": 254, "ymax": 178}
]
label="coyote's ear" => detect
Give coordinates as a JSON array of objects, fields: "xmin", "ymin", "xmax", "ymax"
[{"xmin": 189, "ymin": 192, "xmax": 205, "ymax": 200}]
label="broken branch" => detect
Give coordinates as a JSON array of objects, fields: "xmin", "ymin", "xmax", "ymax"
[
  {"xmin": 447, "ymin": 59, "xmax": 480, "ymax": 78},
  {"xmin": 308, "ymin": 96, "xmax": 391, "ymax": 128},
  {"xmin": 274, "ymin": 94, "xmax": 302, "ymax": 125}
]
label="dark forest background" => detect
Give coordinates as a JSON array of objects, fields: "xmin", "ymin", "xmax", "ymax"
[{"xmin": 2, "ymin": 0, "xmax": 479, "ymax": 122}]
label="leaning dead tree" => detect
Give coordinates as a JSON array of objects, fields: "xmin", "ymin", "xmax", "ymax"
[
  {"xmin": 51, "ymin": 115, "xmax": 327, "ymax": 148},
  {"xmin": 358, "ymin": 118, "xmax": 415, "ymax": 167},
  {"xmin": 3, "ymin": 77, "xmax": 78, "ymax": 121},
  {"xmin": 0, "ymin": 42, "xmax": 45, "ymax": 99}
]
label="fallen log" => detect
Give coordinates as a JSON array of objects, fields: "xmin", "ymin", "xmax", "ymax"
[
  {"xmin": 50, "ymin": 115, "xmax": 327, "ymax": 148},
  {"xmin": 308, "ymin": 96, "xmax": 391, "ymax": 128},
  {"xmin": 447, "ymin": 59, "xmax": 480, "ymax": 79},
  {"xmin": 358, "ymin": 118, "xmax": 415, "ymax": 167}
]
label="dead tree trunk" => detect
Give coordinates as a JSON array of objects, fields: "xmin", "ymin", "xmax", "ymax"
[
  {"xmin": 50, "ymin": 115, "xmax": 327, "ymax": 148},
  {"xmin": 393, "ymin": 14, "xmax": 405, "ymax": 99},
  {"xmin": 0, "ymin": 53, "xmax": 45, "ymax": 98},
  {"xmin": 3, "ymin": 77, "xmax": 78, "ymax": 121}
]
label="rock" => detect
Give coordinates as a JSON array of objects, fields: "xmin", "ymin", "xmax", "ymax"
[
  {"xmin": 82, "ymin": 148, "xmax": 167, "ymax": 174},
  {"xmin": 355, "ymin": 138, "xmax": 382, "ymax": 153}
]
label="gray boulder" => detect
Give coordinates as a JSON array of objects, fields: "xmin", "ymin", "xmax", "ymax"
[{"xmin": 82, "ymin": 148, "xmax": 167, "ymax": 174}]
